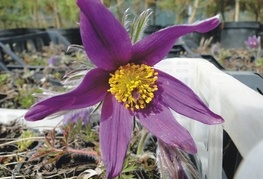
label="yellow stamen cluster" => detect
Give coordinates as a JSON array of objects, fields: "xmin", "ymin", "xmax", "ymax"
[{"xmin": 108, "ymin": 63, "xmax": 158, "ymax": 111}]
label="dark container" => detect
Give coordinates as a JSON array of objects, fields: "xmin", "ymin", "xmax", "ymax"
[
  {"xmin": 220, "ymin": 22, "xmax": 260, "ymax": 49},
  {"xmin": 0, "ymin": 28, "xmax": 43, "ymax": 39},
  {"xmin": 143, "ymin": 25, "xmax": 163, "ymax": 36},
  {"xmin": 49, "ymin": 28, "xmax": 82, "ymax": 45}
]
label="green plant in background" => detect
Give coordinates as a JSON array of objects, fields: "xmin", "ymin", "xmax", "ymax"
[
  {"xmin": 205, "ymin": 0, "xmax": 227, "ymax": 20},
  {"xmin": 206, "ymin": 0, "xmax": 263, "ymax": 22},
  {"xmin": 0, "ymin": 0, "xmax": 24, "ymax": 28},
  {"xmin": 256, "ymin": 58, "xmax": 263, "ymax": 73},
  {"xmin": 43, "ymin": 0, "xmax": 80, "ymax": 28},
  {"xmin": 158, "ymin": 0, "xmax": 189, "ymax": 24},
  {"xmin": 240, "ymin": 0, "xmax": 263, "ymax": 21},
  {"xmin": 158, "ymin": 0, "xmax": 212, "ymax": 24},
  {"xmin": 1, "ymin": 0, "xmax": 263, "ymax": 29},
  {"xmin": 0, "ymin": 0, "xmax": 44, "ymax": 28},
  {"xmin": 217, "ymin": 49, "xmax": 232, "ymax": 64},
  {"xmin": 0, "ymin": 69, "xmax": 50, "ymax": 109},
  {"xmin": 15, "ymin": 85, "xmax": 42, "ymax": 108},
  {"xmin": 65, "ymin": 119, "xmax": 100, "ymax": 145},
  {"xmin": 0, "ymin": 0, "xmax": 79, "ymax": 29},
  {"xmin": 0, "ymin": 70, "xmax": 44, "ymax": 109},
  {"xmin": 0, "ymin": 73, "xmax": 10, "ymax": 86},
  {"xmin": 17, "ymin": 130, "xmax": 36, "ymax": 151}
]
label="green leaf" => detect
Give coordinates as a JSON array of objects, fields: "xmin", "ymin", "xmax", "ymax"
[
  {"xmin": 130, "ymin": 9, "xmax": 153, "ymax": 44},
  {"xmin": 17, "ymin": 130, "xmax": 36, "ymax": 151},
  {"xmin": 121, "ymin": 8, "xmax": 130, "ymax": 31}
]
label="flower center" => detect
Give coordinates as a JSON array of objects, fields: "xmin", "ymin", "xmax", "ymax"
[{"xmin": 108, "ymin": 63, "xmax": 158, "ymax": 111}]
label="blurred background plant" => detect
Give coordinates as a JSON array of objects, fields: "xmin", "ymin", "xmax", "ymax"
[
  {"xmin": 0, "ymin": 0, "xmax": 79, "ymax": 29},
  {"xmin": 1, "ymin": 0, "xmax": 263, "ymax": 29},
  {"xmin": 213, "ymin": 35, "xmax": 263, "ymax": 75},
  {"xmin": 206, "ymin": 0, "xmax": 263, "ymax": 22}
]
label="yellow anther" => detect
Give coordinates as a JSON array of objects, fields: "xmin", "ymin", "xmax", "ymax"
[{"xmin": 108, "ymin": 63, "xmax": 158, "ymax": 111}]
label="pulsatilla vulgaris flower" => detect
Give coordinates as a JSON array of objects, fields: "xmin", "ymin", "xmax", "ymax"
[
  {"xmin": 25, "ymin": 0, "xmax": 224, "ymax": 178},
  {"xmin": 245, "ymin": 35, "xmax": 261, "ymax": 49}
]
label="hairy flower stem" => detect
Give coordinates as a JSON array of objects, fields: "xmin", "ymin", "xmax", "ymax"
[
  {"xmin": 66, "ymin": 148, "xmax": 100, "ymax": 159},
  {"xmin": 136, "ymin": 127, "xmax": 149, "ymax": 155}
]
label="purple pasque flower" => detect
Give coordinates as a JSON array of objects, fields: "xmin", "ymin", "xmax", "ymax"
[
  {"xmin": 245, "ymin": 35, "xmax": 261, "ymax": 49},
  {"xmin": 25, "ymin": 0, "xmax": 223, "ymax": 178},
  {"xmin": 48, "ymin": 57, "xmax": 56, "ymax": 67},
  {"xmin": 48, "ymin": 56, "xmax": 61, "ymax": 67}
]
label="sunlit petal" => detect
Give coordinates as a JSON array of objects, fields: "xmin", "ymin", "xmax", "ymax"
[
  {"xmin": 136, "ymin": 97, "xmax": 197, "ymax": 154},
  {"xmin": 157, "ymin": 69, "xmax": 224, "ymax": 124},
  {"xmin": 25, "ymin": 68, "xmax": 109, "ymax": 121},
  {"xmin": 132, "ymin": 15, "xmax": 220, "ymax": 66},
  {"xmin": 100, "ymin": 94, "xmax": 133, "ymax": 178},
  {"xmin": 77, "ymin": 0, "xmax": 132, "ymax": 71}
]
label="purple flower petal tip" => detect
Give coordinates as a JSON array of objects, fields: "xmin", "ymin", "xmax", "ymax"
[
  {"xmin": 157, "ymin": 70, "xmax": 224, "ymax": 125},
  {"xmin": 132, "ymin": 15, "xmax": 220, "ymax": 66},
  {"xmin": 192, "ymin": 14, "xmax": 220, "ymax": 33},
  {"xmin": 25, "ymin": 104, "xmax": 60, "ymax": 121},
  {"xmin": 211, "ymin": 115, "xmax": 224, "ymax": 124},
  {"xmin": 136, "ymin": 100, "xmax": 197, "ymax": 154},
  {"xmin": 25, "ymin": 68, "xmax": 109, "ymax": 121},
  {"xmin": 101, "ymin": 94, "xmax": 133, "ymax": 178},
  {"xmin": 77, "ymin": 0, "xmax": 132, "ymax": 71},
  {"xmin": 24, "ymin": 94, "xmax": 76, "ymax": 121}
]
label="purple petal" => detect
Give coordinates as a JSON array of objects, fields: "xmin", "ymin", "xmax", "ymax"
[
  {"xmin": 100, "ymin": 93, "xmax": 133, "ymax": 178},
  {"xmin": 25, "ymin": 68, "xmax": 109, "ymax": 121},
  {"xmin": 132, "ymin": 15, "xmax": 220, "ymax": 66},
  {"xmin": 156, "ymin": 69, "xmax": 224, "ymax": 124},
  {"xmin": 77, "ymin": 0, "xmax": 132, "ymax": 71},
  {"xmin": 136, "ymin": 98, "xmax": 197, "ymax": 154}
]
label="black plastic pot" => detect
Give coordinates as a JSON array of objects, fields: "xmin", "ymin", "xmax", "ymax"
[
  {"xmin": 143, "ymin": 25, "xmax": 163, "ymax": 36},
  {"xmin": 220, "ymin": 22, "xmax": 260, "ymax": 49},
  {"xmin": 50, "ymin": 28, "xmax": 82, "ymax": 45},
  {"xmin": 0, "ymin": 31, "xmax": 70, "ymax": 71},
  {"xmin": 203, "ymin": 24, "xmax": 221, "ymax": 43},
  {"xmin": 0, "ymin": 28, "xmax": 43, "ymax": 39}
]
